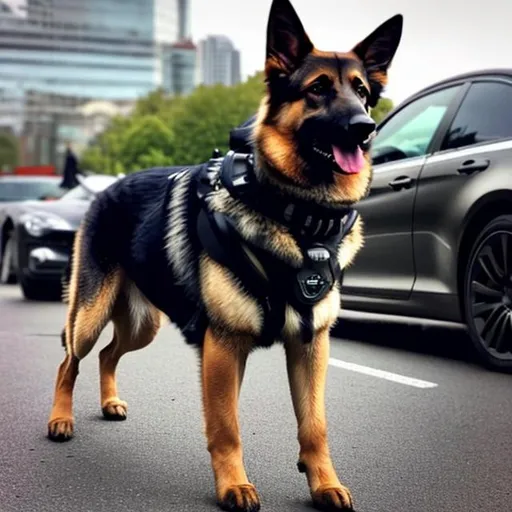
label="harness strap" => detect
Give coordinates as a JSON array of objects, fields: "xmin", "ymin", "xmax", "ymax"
[
  {"xmin": 220, "ymin": 151, "xmax": 353, "ymax": 240},
  {"xmin": 197, "ymin": 206, "xmax": 280, "ymax": 346}
]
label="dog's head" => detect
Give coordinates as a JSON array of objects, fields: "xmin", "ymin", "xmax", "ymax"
[{"xmin": 254, "ymin": 0, "xmax": 403, "ymax": 205}]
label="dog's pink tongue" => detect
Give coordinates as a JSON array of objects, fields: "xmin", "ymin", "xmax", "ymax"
[{"xmin": 332, "ymin": 145, "xmax": 365, "ymax": 174}]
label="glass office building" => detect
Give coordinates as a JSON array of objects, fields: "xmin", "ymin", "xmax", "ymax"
[
  {"xmin": 162, "ymin": 40, "xmax": 196, "ymax": 96},
  {"xmin": 0, "ymin": 0, "xmax": 182, "ymax": 166},
  {"xmin": 0, "ymin": 0, "xmax": 179, "ymax": 101}
]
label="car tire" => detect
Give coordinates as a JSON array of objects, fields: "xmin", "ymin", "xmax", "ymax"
[
  {"xmin": 0, "ymin": 236, "xmax": 17, "ymax": 284},
  {"xmin": 20, "ymin": 276, "xmax": 61, "ymax": 301},
  {"xmin": 463, "ymin": 214, "xmax": 512, "ymax": 372}
]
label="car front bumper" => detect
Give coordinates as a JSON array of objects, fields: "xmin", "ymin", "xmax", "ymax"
[
  {"xmin": 27, "ymin": 246, "xmax": 69, "ymax": 274},
  {"xmin": 15, "ymin": 225, "xmax": 75, "ymax": 282}
]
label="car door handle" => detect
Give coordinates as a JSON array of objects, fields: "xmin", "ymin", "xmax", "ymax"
[
  {"xmin": 457, "ymin": 159, "xmax": 490, "ymax": 174},
  {"xmin": 388, "ymin": 176, "xmax": 413, "ymax": 191}
]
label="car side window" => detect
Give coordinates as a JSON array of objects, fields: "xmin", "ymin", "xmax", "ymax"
[
  {"xmin": 441, "ymin": 81, "xmax": 512, "ymax": 151},
  {"xmin": 371, "ymin": 86, "xmax": 460, "ymax": 166}
]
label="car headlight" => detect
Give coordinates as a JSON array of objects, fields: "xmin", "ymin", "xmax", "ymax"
[{"xmin": 20, "ymin": 212, "xmax": 71, "ymax": 237}]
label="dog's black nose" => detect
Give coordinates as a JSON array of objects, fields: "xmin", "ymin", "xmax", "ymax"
[{"xmin": 348, "ymin": 114, "xmax": 376, "ymax": 143}]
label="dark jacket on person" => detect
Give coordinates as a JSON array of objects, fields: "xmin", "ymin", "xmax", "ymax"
[{"xmin": 60, "ymin": 149, "xmax": 81, "ymax": 189}]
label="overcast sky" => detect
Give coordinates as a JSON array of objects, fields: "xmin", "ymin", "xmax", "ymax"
[{"xmin": 191, "ymin": 0, "xmax": 511, "ymax": 105}]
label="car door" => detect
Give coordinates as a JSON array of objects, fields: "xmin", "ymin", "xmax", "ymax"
[
  {"xmin": 342, "ymin": 84, "xmax": 464, "ymax": 300},
  {"xmin": 413, "ymin": 78, "xmax": 512, "ymax": 297}
]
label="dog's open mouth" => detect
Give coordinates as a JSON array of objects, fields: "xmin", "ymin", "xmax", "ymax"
[{"xmin": 312, "ymin": 142, "xmax": 369, "ymax": 175}]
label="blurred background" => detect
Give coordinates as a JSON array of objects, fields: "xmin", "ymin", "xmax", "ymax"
[
  {"xmin": 0, "ymin": 0, "xmax": 395, "ymax": 176},
  {"xmin": 0, "ymin": 0, "xmax": 508, "ymax": 176}
]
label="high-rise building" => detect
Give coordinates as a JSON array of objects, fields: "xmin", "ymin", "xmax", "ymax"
[
  {"xmin": 161, "ymin": 0, "xmax": 196, "ymax": 96},
  {"xmin": 177, "ymin": 0, "xmax": 191, "ymax": 40},
  {"xmin": 0, "ymin": 0, "xmax": 187, "ymax": 166},
  {"xmin": 162, "ymin": 39, "xmax": 197, "ymax": 97},
  {"xmin": 0, "ymin": 0, "xmax": 179, "ymax": 101},
  {"xmin": 198, "ymin": 35, "xmax": 242, "ymax": 87},
  {"xmin": 231, "ymin": 50, "xmax": 241, "ymax": 88}
]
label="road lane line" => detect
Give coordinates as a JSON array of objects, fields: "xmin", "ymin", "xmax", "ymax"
[{"xmin": 328, "ymin": 358, "xmax": 438, "ymax": 389}]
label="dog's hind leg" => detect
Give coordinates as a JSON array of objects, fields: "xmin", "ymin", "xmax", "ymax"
[
  {"xmin": 285, "ymin": 329, "xmax": 354, "ymax": 511},
  {"xmin": 201, "ymin": 327, "xmax": 260, "ymax": 512},
  {"xmin": 48, "ymin": 229, "xmax": 123, "ymax": 441},
  {"xmin": 98, "ymin": 282, "xmax": 161, "ymax": 420}
]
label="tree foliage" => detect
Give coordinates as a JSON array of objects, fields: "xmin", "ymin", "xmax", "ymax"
[
  {"xmin": 371, "ymin": 97, "xmax": 394, "ymax": 124},
  {"xmin": 120, "ymin": 115, "xmax": 175, "ymax": 172},
  {"xmin": 0, "ymin": 131, "xmax": 19, "ymax": 170},
  {"xmin": 171, "ymin": 73, "xmax": 264, "ymax": 165},
  {"xmin": 80, "ymin": 72, "xmax": 393, "ymax": 174}
]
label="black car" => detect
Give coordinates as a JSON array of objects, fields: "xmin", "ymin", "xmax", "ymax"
[
  {"xmin": 340, "ymin": 68, "xmax": 512, "ymax": 371},
  {"xmin": 0, "ymin": 174, "xmax": 120, "ymax": 300},
  {"xmin": 0, "ymin": 174, "xmax": 65, "ymax": 284}
]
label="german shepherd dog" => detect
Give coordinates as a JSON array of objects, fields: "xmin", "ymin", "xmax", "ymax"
[{"xmin": 47, "ymin": 1, "xmax": 402, "ymax": 510}]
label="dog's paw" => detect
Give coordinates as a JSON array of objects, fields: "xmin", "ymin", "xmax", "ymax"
[
  {"xmin": 48, "ymin": 417, "xmax": 74, "ymax": 442},
  {"xmin": 312, "ymin": 485, "xmax": 354, "ymax": 511},
  {"xmin": 218, "ymin": 484, "xmax": 261, "ymax": 512},
  {"xmin": 102, "ymin": 398, "xmax": 128, "ymax": 421}
]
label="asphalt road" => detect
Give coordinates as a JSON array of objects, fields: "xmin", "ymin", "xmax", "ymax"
[{"xmin": 0, "ymin": 285, "xmax": 511, "ymax": 512}]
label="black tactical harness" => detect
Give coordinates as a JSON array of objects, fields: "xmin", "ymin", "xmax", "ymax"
[{"xmin": 193, "ymin": 150, "xmax": 359, "ymax": 345}]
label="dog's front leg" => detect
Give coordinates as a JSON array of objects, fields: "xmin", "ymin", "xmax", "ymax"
[
  {"xmin": 201, "ymin": 327, "xmax": 260, "ymax": 512},
  {"xmin": 285, "ymin": 329, "xmax": 354, "ymax": 511}
]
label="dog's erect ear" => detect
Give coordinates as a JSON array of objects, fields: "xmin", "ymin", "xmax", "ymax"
[
  {"xmin": 352, "ymin": 14, "xmax": 403, "ymax": 107},
  {"xmin": 265, "ymin": 0, "xmax": 313, "ymax": 78}
]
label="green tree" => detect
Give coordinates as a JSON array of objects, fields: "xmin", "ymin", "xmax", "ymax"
[
  {"xmin": 0, "ymin": 132, "xmax": 19, "ymax": 170},
  {"xmin": 170, "ymin": 72, "xmax": 265, "ymax": 165},
  {"xmin": 371, "ymin": 98, "xmax": 394, "ymax": 124},
  {"xmin": 133, "ymin": 88, "xmax": 179, "ymax": 120},
  {"xmin": 120, "ymin": 115, "xmax": 175, "ymax": 172},
  {"xmin": 81, "ymin": 115, "xmax": 134, "ymax": 174},
  {"xmin": 81, "ymin": 90, "xmax": 182, "ymax": 175},
  {"xmin": 80, "ymin": 145, "xmax": 106, "ymax": 174}
]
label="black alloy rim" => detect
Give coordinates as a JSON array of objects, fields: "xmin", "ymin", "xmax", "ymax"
[{"xmin": 469, "ymin": 230, "xmax": 512, "ymax": 361}]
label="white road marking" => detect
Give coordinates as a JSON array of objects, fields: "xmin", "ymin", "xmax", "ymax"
[{"xmin": 328, "ymin": 358, "xmax": 438, "ymax": 389}]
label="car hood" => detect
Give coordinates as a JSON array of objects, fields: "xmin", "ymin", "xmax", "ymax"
[{"xmin": 20, "ymin": 200, "xmax": 91, "ymax": 229}]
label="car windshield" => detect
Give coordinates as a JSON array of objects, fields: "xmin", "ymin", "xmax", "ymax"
[
  {"xmin": 59, "ymin": 175, "xmax": 118, "ymax": 202},
  {"xmin": 0, "ymin": 178, "xmax": 64, "ymax": 202}
]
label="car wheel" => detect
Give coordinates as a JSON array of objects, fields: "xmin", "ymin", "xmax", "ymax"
[
  {"xmin": 463, "ymin": 215, "xmax": 512, "ymax": 372},
  {"xmin": 0, "ymin": 235, "xmax": 17, "ymax": 284},
  {"xmin": 20, "ymin": 276, "xmax": 61, "ymax": 301}
]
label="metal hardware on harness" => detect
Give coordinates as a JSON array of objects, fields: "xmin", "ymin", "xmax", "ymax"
[
  {"xmin": 203, "ymin": 152, "xmax": 224, "ymax": 192},
  {"xmin": 297, "ymin": 272, "xmax": 329, "ymax": 302},
  {"xmin": 292, "ymin": 242, "xmax": 338, "ymax": 306},
  {"xmin": 307, "ymin": 247, "xmax": 330, "ymax": 262}
]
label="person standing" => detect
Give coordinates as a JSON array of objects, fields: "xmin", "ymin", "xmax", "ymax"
[{"xmin": 60, "ymin": 143, "xmax": 81, "ymax": 189}]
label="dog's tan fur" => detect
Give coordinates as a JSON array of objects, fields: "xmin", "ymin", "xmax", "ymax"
[{"xmin": 47, "ymin": 1, "xmax": 402, "ymax": 510}]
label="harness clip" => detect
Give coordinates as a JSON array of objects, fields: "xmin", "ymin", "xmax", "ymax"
[{"xmin": 307, "ymin": 247, "xmax": 330, "ymax": 262}]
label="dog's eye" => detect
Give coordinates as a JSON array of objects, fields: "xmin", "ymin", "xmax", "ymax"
[
  {"xmin": 356, "ymin": 84, "xmax": 368, "ymax": 101},
  {"xmin": 308, "ymin": 80, "xmax": 330, "ymax": 96}
]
